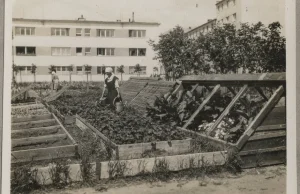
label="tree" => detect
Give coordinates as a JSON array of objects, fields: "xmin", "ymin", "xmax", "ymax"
[
  {"xmin": 117, "ymin": 65, "xmax": 125, "ymax": 82},
  {"xmin": 153, "ymin": 67, "xmax": 158, "ymax": 76},
  {"xmin": 31, "ymin": 63, "xmax": 37, "ymax": 82},
  {"xmin": 48, "ymin": 65, "xmax": 56, "ymax": 74},
  {"xmin": 102, "ymin": 65, "xmax": 106, "ymax": 80},
  {"xmin": 18, "ymin": 66, "xmax": 25, "ymax": 83},
  {"xmin": 12, "ymin": 64, "xmax": 19, "ymax": 83},
  {"xmin": 84, "ymin": 64, "xmax": 92, "ymax": 91},
  {"xmin": 67, "ymin": 65, "xmax": 74, "ymax": 83},
  {"xmin": 134, "ymin": 64, "xmax": 142, "ymax": 77},
  {"xmin": 149, "ymin": 26, "xmax": 200, "ymax": 80}
]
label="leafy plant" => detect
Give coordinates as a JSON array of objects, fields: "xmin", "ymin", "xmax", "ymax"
[
  {"xmin": 31, "ymin": 63, "xmax": 37, "ymax": 83},
  {"xmin": 117, "ymin": 65, "xmax": 125, "ymax": 83},
  {"xmin": 134, "ymin": 64, "xmax": 142, "ymax": 77}
]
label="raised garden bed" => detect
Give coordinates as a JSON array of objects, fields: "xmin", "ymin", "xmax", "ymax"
[{"xmin": 11, "ymin": 103, "xmax": 78, "ymax": 164}]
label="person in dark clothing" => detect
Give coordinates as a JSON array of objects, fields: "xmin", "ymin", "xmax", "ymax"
[{"xmin": 100, "ymin": 67, "xmax": 121, "ymax": 106}]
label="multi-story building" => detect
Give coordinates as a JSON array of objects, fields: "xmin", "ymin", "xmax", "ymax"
[
  {"xmin": 186, "ymin": 0, "xmax": 285, "ymax": 38},
  {"xmin": 186, "ymin": 19, "xmax": 216, "ymax": 39},
  {"xmin": 12, "ymin": 16, "xmax": 160, "ymax": 82}
]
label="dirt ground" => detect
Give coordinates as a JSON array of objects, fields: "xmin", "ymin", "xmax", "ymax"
[{"xmin": 34, "ymin": 165, "xmax": 286, "ymax": 194}]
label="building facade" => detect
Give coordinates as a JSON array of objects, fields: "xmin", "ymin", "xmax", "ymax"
[
  {"xmin": 186, "ymin": 0, "xmax": 285, "ymax": 38},
  {"xmin": 12, "ymin": 17, "xmax": 160, "ymax": 82},
  {"xmin": 186, "ymin": 19, "xmax": 216, "ymax": 39}
]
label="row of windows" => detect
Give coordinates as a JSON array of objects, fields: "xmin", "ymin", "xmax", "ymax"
[
  {"xmin": 18, "ymin": 65, "xmax": 147, "ymax": 75},
  {"xmin": 219, "ymin": 13, "xmax": 237, "ymax": 24},
  {"xmin": 187, "ymin": 24, "xmax": 215, "ymax": 39},
  {"xmin": 217, "ymin": 0, "xmax": 236, "ymax": 12},
  {"xmin": 15, "ymin": 27, "xmax": 147, "ymax": 38},
  {"xmin": 15, "ymin": 47, "xmax": 147, "ymax": 56}
]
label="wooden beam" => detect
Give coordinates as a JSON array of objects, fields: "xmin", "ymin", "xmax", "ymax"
[
  {"xmin": 11, "ymin": 145, "xmax": 77, "ymax": 163},
  {"xmin": 11, "ymin": 125, "xmax": 61, "ymax": 139},
  {"xmin": 255, "ymin": 87, "xmax": 269, "ymax": 102},
  {"xmin": 183, "ymin": 84, "xmax": 221, "ymax": 129},
  {"xmin": 52, "ymin": 113, "xmax": 77, "ymax": 145},
  {"xmin": 256, "ymin": 124, "xmax": 286, "ymax": 132},
  {"xmin": 11, "ymin": 85, "xmax": 32, "ymax": 100},
  {"xmin": 191, "ymin": 83, "xmax": 199, "ymax": 93},
  {"xmin": 167, "ymin": 83, "xmax": 182, "ymax": 101},
  {"xmin": 207, "ymin": 85, "xmax": 248, "ymax": 136},
  {"xmin": 11, "ymin": 119, "xmax": 57, "ymax": 130},
  {"xmin": 11, "ymin": 114, "xmax": 52, "ymax": 123},
  {"xmin": 236, "ymin": 85, "xmax": 284, "ymax": 150},
  {"xmin": 12, "ymin": 134, "xmax": 67, "ymax": 148},
  {"xmin": 227, "ymin": 86, "xmax": 249, "ymax": 107}
]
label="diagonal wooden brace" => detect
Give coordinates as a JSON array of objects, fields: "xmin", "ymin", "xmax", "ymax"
[
  {"xmin": 255, "ymin": 87, "xmax": 269, "ymax": 102},
  {"xmin": 236, "ymin": 85, "xmax": 284, "ymax": 150},
  {"xmin": 207, "ymin": 84, "xmax": 249, "ymax": 136},
  {"xmin": 183, "ymin": 84, "xmax": 221, "ymax": 129},
  {"xmin": 227, "ymin": 86, "xmax": 249, "ymax": 107}
]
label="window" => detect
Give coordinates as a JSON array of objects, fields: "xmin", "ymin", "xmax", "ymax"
[
  {"xmin": 97, "ymin": 48, "xmax": 114, "ymax": 56},
  {"xmin": 51, "ymin": 47, "xmax": 71, "ymax": 56},
  {"xmin": 15, "ymin": 27, "xmax": 35, "ymax": 36},
  {"xmin": 51, "ymin": 28, "xmax": 70, "ymax": 36},
  {"xmin": 97, "ymin": 29, "xmax": 114, "ymax": 37},
  {"xmin": 84, "ymin": 29, "xmax": 91, "ymax": 36},
  {"xmin": 16, "ymin": 46, "xmax": 36, "ymax": 56},
  {"xmin": 76, "ymin": 47, "xmax": 83, "ymax": 56},
  {"xmin": 129, "ymin": 30, "xmax": 146, "ymax": 37},
  {"xmin": 129, "ymin": 48, "xmax": 146, "ymax": 56},
  {"xmin": 129, "ymin": 48, "xmax": 137, "ymax": 56},
  {"xmin": 85, "ymin": 48, "xmax": 91, "ymax": 56},
  {"xmin": 97, "ymin": 66, "xmax": 115, "ymax": 74},
  {"xmin": 76, "ymin": 28, "xmax": 82, "ymax": 36},
  {"xmin": 76, "ymin": 66, "xmax": 83, "ymax": 74}
]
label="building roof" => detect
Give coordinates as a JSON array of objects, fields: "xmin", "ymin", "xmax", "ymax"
[
  {"xmin": 12, "ymin": 18, "xmax": 160, "ymax": 26},
  {"xmin": 185, "ymin": 19, "xmax": 216, "ymax": 34}
]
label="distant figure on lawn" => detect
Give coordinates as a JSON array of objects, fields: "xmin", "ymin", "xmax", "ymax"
[
  {"xmin": 51, "ymin": 70, "xmax": 59, "ymax": 92},
  {"xmin": 100, "ymin": 67, "xmax": 121, "ymax": 107}
]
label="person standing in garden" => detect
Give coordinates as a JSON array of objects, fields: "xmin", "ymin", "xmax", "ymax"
[
  {"xmin": 51, "ymin": 70, "xmax": 59, "ymax": 92},
  {"xmin": 100, "ymin": 67, "xmax": 121, "ymax": 107}
]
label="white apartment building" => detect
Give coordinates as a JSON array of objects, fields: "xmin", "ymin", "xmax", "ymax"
[
  {"xmin": 186, "ymin": 19, "xmax": 216, "ymax": 39},
  {"xmin": 186, "ymin": 0, "xmax": 285, "ymax": 38},
  {"xmin": 12, "ymin": 16, "xmax": 160, "ymax": 82}
]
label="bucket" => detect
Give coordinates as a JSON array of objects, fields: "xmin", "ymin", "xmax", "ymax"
[{"xmin": 113, "ymin": 97, "xmax": 123, "ymax": 112}]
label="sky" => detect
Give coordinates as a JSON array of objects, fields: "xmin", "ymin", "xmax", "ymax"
[{"xmin": 12, "ymin": 0, "xmax": 216, "ymax": 33}]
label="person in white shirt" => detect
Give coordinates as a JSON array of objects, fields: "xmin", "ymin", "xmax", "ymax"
[{"xmin": 100, "ymin": 67, "xmax": 121, "ymax": 106}]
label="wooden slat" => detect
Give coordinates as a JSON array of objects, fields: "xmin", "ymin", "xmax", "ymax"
[
  {"xmin": 11, "ymin": 85, "xmax": 32, "ymax": 100},
  {"xmin": 227, "ymin": 86, "xmax": 249, "ymax": 107},
  {"xmin": 11, "ymin": 145, "xmax": 77, "ymax": 163},
  {"xmin": 11, "ymin": 125, "xmax": 61, "ymax": 139},
  {"xmin": 52, "ymin": 113, "xmax": 77, "ymax": 145},
  {"xmin": 11, "ymin": 119, "xmax": 57, "ymax": 130},
  {"xmin": 183, "ymin": 84, "xmax": 221, "ymax": 129},
  {"xmin": 255, "ymin": 87, "xmax": 269, "ymax": 102},
  {"xmin": 248, "ymin": 131, "xmax": 286, "ymax": 141},
  {"xmin": 75, "ymin": 115, "xmax": 118, "ymax": 149},
  {"xmin": 241, "ymin": 135, "xmax": 285, "ymax": 151},
  {"xmin": 12, "ymin": 114, "xmax": 52, "ymax": 123},
  {"xmin": 12, "ymin": 134, "xmax": 67, "ymax": 148},
  {"xmin": 207, "ymin": 85, "xmax": 248, "ymax": 135},
  {"xmin": 239, "ymin": 147, "xmax": 286, "ymax": 168},
  {"xmin": 236, "ymin": 85, "xmax": 285, "ymax": 150},
  {"xmin": 256, "ymin": 124, "xmax": 286, "ymax": 132}
]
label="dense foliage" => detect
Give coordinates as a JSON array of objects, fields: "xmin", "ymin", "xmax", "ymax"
[
  {"xmin": 149, "ymin": 22, "xmax": 285, "ymax": 80},
  {"xmin": 50, "ymin": 91, "xmax": 190, "ymax": 144}
]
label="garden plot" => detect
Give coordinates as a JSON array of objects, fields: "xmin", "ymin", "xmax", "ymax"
[
  {"xmin": 48, "ymin": 90, "xmax": 222, "ymax": 160},
  {"xmin": 11, "ymin": 103, "xmax": 78, "ymax": 164}
]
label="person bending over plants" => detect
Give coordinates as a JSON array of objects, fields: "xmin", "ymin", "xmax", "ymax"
[{"xmin": 100, "ymin": 67, "xmax": 122, "ymax": 107}]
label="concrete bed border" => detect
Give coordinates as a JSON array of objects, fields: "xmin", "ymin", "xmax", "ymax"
[{"xmin": 16, "ymin": 151, "xmax": 227, "ymax": 185}]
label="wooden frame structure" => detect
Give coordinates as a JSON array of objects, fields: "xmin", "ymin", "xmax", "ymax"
[{"xmin": 177, "ymin": 73, "xmax": 286, "ymax": 168}]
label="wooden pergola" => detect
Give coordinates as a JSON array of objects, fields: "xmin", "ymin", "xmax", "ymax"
[{"xmin": 177, "ymin": 73, "xmax": 286, "ymax": 168}]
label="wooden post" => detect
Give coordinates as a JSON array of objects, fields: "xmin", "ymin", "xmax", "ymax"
[
  {"xmin": 207, "ymin": 84, "xmax": 248, "ymax": 136},
  {"xmin": 236, "ymin": 85, "xmax": 284, "ymax": 150},
  {"xmin": 183, "ymin": 84, "xmax": 221, "ymax": 129}
]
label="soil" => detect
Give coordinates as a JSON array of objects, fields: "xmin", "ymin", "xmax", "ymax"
[{"xmin": 31, "ymin": 165, "xmax": 286, "ymax": 194}]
